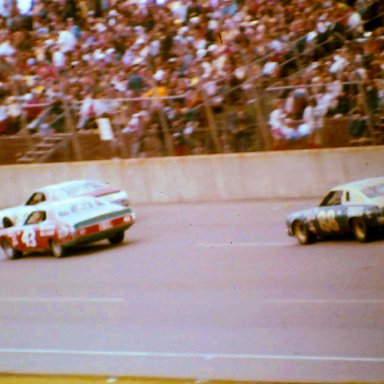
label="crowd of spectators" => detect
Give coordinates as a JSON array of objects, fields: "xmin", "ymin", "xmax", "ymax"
[{"xmin": 0, "ymin": 0, "xmax": 382, "ymax": 157}]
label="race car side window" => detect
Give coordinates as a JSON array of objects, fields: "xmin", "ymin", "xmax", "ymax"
[
  {"xmin": 26, "ymin": 192, "xmax": 46, "ymax": 206},
  {"xmin": 2, "ymin": 217, "xmax": 15, "ymax": 228},
  {"xmin": 320, "ymin": 190, "xmax": 343, "ymax": 207},
  {"xmin": 345, "ymin": 191, "xmax": 350, "ymax": 202},
  {"xmin": 25, "ymin": 210, "xmax": 46, "ymax": 225}
]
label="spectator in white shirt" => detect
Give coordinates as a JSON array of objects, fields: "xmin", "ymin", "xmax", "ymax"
[
  {"xmin": 0, "ymin": 32, "xmax": 15, "ymax": 56},
  {"xmin": 52, "ymin": 47, "xmax": 67, "ymax": 68},
  {"xmin": 269, "ymin": 99, "xmax": 300, "ymax": 140},
  {"xmin": 297, "ymin": 98, "xmax": 317, "ymax": 137},
  {"xmin": 57, "ymin": 30, "xmax": 77, "ymax": 53}
]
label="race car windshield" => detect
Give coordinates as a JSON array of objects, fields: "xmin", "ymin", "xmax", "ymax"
[
  {"xmin": 319, "ymin": 190, "xmax": 342, "ymax": 206},
  {"xmin": 26, "ymin": 192, "xmax": 46, "ymax": 205},
  {"xmin": 361, "ymin": 183, "xmax": 384, "ymax": 198}
]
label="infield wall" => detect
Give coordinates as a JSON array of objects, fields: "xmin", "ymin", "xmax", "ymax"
[{"xmin": 0, "ymin": 146, "xmax": 383, "ymax": 207}]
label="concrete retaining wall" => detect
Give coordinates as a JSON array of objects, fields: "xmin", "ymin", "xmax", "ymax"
[{"xmin": 0, "ymin": 146, "xmax": 383, "ymax": 207}]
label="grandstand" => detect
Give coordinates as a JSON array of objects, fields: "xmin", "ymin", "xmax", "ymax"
[{"xmin": 0, "ymin": 0, "xmax": 382, "ymax": 163}]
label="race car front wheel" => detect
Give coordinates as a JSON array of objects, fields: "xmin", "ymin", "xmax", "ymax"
[
  {"xmin": 1, "ymin": 238, "xmax": 22, "ymax": 260},
  {"xmin": 351, "ymin": 218, "xmax": 370, "ymax": 242},
  {"xmin": 50, "ymin": 239, "xmax": 65, "ymax": 258},
  {"xmin": 293, "ymin": 221, "xmax": 315, "ymax": 245}
]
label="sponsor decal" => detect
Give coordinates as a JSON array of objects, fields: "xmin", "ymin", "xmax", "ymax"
[
  {"xmin": 39, "ymin": 224, "xmax": 55, "ymax": 237},
  {"xmin": 58, "ymin": 226, "xmax": 70, "ymax": 239}
]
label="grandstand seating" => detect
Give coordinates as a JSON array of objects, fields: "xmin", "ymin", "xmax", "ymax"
[{"xmin": 0, "ymin": 0, "xmax": 382, "ymax": 162}]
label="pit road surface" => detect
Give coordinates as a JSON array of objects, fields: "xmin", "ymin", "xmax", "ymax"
[{"xmin": 0, "ymin": 200, "xmax": 383, "ymax": 382}]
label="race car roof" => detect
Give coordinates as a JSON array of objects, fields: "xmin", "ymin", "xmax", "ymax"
[
  {"xmin": 31, "ymin": 195, "xmax": 105, "ymax": 209},
  {"xmin": 333, "ymin": 176, "xmax": 384, "ymax": 191},
  {"xmin": 34, "ymin": 179, "xmax": 106, "ymax": 194},
  {"xmin": 19, "ymin": 196, "xmax": 130, "ymax": 227}
]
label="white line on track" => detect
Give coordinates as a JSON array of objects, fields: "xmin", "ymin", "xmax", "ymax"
[
  {"xmin": 1, "ymin": 298, "xmax": 381, "ymax": 305},
  {"xmin": 0, "ymin": 348, "xmax": 383, "ymax": 363},
  {"xmin": 196, "ymin": 242, "xmax": 292, "ymax": 247},
  {"xmin": 0, "ymin": 297, "xmax": 123, "ymax": 303},
  {"xmin": 263, "ymin": 299, "xmax": 384, "ymax": 304}
]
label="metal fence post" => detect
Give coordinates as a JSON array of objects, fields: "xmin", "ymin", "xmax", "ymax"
[{"xmin": 199, "ymin": 86, "xmax": 222, "ymax": 153}]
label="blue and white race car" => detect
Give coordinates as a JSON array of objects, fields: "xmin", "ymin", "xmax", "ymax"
[{"xmin": 286, "ymin": 177, "xmax": 384, "ymax": 244}]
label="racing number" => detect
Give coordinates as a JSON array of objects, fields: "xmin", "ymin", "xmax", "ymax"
[
  {"xmin": 317, "ymin": 210, "xmax": 340, "ymax": 232},
  {"xmin": 21, "ymin": 229, "xmax": 37, "ymax": 247}
]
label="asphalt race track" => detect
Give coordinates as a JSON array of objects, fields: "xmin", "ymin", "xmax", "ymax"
[{"xmin": 0, "ymin": 200, "xmax": 383, "ymax": 383}]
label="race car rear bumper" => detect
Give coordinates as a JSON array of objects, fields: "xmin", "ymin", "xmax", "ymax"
[{"xmin": 63, "ymin": 224, "xmax": 132, "ymax": 248}]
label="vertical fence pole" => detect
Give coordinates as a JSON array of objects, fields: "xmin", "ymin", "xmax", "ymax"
[
  {"xmin": 253, "ymin": 78, "xmax": 272, "ymax": 151},
  {"xmin": 58, "ymin": 72, "xmax": 82, "ymax": 161},
  {"xmin": 64, "ymin": 95, "xmax": 82, "ymax": 161},
  {"xmin": 157, "ymin": 105, "xmax": 174, "ymax": 156},
  {"xmin": 115, "ymin": 102, "xmax": 129, "ymax": 158},
  {"xmin": 199, "ymin": 86, "xmax": 222, "ymax": 153},
  {"xmin": 146, "ymin": 76, "xmax": 174, "ymax": 156},
  {"xmin": 356, "ymin": 79, "xmax": 376, "ymax": 143}
]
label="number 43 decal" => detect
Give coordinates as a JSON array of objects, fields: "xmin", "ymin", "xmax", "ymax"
[
  {"xmin": 21, "ymin": 229, "xmax": 37, "ymax": 247},
  {"xmin": 317, "ymin": 210, "xmax": 340, "ymax": 232}
]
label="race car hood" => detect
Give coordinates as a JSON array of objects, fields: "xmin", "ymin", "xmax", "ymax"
[
  {"xmin": 287, "ymin": 207, "xmax": 315, "ymax": 224},
  {"xmin": 0, "ymin": 205, "xmax": 35, "ymax": 228}
]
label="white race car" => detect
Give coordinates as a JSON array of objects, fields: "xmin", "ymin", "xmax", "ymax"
[
  {"xmin": 0, "ymin": 196, "xmax": 135, "ymax": 259},
  {"xmin": 0, "ymin": 179, "xmax": 129, "ymax": 229}
]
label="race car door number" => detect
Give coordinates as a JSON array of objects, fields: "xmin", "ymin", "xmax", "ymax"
[
  {"xmin": 21, "ymin": 229, "xmax": 37, "ymax": 247},
  {"xmin": 317, "ymin": 210, "xmax": 340, "ymax": 232}
]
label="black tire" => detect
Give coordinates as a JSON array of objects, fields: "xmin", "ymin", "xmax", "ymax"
[
  {"xmin": 351, "ymin": 218, "xmax": 370, "ymax": 242},
  {"xmin": 1, "ymin": 238, "xmax": 22, "ymax": 260},
  {"xmin": 50, "ymin": 239, "xmax": 65, "ymax": 258},
  {"xmin": 293, "ymin": 221, "xmax": 315, "ymax": 245},
  {"xmin": 108, "ymin": 231, "xmax": 125, "ymax": 245}
]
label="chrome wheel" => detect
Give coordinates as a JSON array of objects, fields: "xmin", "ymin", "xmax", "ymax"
[
  {"xmin": 351, "ymin": 218, "xmax": 369, "ymax": 242},
  {"xmin": 1, "ymin": 238, "xmax": 21, "ymax": 260},
  {"xmin": 293, "ymin": 221, "xmax": 315, "ymax": 245},
  {"xmin": 50, "ymin": 239, "xmax": 65, "ymax": 258}
]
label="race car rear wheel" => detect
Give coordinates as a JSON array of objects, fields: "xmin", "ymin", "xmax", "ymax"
[
  {"xmin": 351, "ymin": 218, "xmax": 370, "ymax": 242},
  {"xmin": 50, "ymin": 239, "xmax": 65, "ymax": 258},
  {"xmin": 1, "ymin": 238, "xmax": 22, "ymax": 260},
  {"xmin": 293, "ymin": 221, "xmax": 315, "ymax": 245},
  {"xmin": 108, "ymin": 231, "xmax": 125, "ymax": 245}
]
